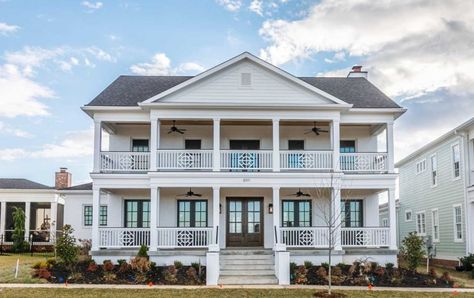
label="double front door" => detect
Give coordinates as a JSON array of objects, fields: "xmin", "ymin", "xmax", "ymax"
[{"xmin": 226, "ymin": 197, "xmax": 263, "ymax": 247}]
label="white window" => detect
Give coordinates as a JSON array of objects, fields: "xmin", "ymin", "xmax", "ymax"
[
  {"xmin": 381, "ymin": 218, "xmax": 389, "ymax": 227},
  {"xmin": 430, "ymin": 154, "xmax": 437, "ymax": 186},
  {"xmin": 453, "ymin": 204, "xmax": 463, "ymax": 241},
  {"xmin": 405, "ymin": 210, "xmax": 413, "ymax": 222},
  {"xmin": 241, "ymin": 73, "xmax": 251, "ymax": 86},
  {"xmin": 452, "ymin": 143, "xmax": 461, "ymax": 178},
  {"xmin": 416, "ymin": 211, "xmax": 426, "ymax": 235},
  {"xmin": 431, "ymin": 209, "xmax": 439, "ymax": 242},
  {"xmin": 416, "ymin": 159, "xmax": 426, "ymax": 175}
]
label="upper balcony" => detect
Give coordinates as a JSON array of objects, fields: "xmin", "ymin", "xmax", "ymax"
[{"xmin": 94, "ymin": 119, "xmax": 393, "ymax": 174}]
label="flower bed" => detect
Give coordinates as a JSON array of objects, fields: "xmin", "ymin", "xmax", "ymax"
[
  {"xmin": 290, "ymin": 261, "xmax": 457, "ymax": 288},
  {"xmin": 31, "ymin": 258, "xmax": 206, "ymax": 285}
]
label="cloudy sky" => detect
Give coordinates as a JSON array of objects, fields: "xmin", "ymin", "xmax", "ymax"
[{"xmin": 1, "ymin": 0, "xmax": 473, "ymax": 186}]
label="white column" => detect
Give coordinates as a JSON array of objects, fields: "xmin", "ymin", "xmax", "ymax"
[
  {"xmin": 50, "ymin": 201, "xmax": 58, "ymax": 242},
  {"xmin": 332, "ymin": 186, "xmax": 342, "ymax": 250},
  {"xmin": 331, "ymin": 120, "xmax": 340, "ymax": 171},
  {"xmin": 150, "ymin": 187, "xmax": 159, "ymax": 251},
  {"xmin": 24, "ymin": 202, "xmax": 31, "ymax": 241},
  {"xmin": 212, "ymin": 186, "xmax": 220, "ymax": 249},
  {"xmin": 386, "ymin": 122, "xmax": 395, "ymax": 173},
  {"xmin": 272, "ymin": 119, "xmax": 280, "ymax": 172},
  {"xmin": 93, "ymin": 120, "xmax": 102, "ymax": 172},
  {"xmin": 388, "ymin": 187, "xmax": 397, "ymax": 250},
  {"xmin": 272, "ymin": 186, "xmax": 280, "ymax": 237},
  {"xmin": 0, "ymin": 201, "xmax": 6, "ymax": 241},
  {"xmin": 91, "ymin": 187, "xmax": 100, "ymax": 250},
  {"xmin": 150, "ymin": 119, "xmax": 158, "ymax": 171},
  {"xmin": 213, "ymin": 118, "xmax": 221, "ymax": 172}
]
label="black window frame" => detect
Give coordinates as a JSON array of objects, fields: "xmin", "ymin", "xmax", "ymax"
[
  {"xmin": 281, "ymin": 200, "xmax": 312, "ymax": 227},
  {"xmin": 124, "ymin": 200, "xmax": 151, "ymax": 228},
  {"xmin": 131, "ymin": 139, "xmax": 150, "ymax": 152},
  {"xmin": 341, "ymin": 200, "xmax": 363, "ymax": 227},
  {"xmin": 99, "ymin": 206, "xmax": 108, "ymax": 226},
  {"xmin": 340, "ymin": 140, "xmax": 356, "ymax": 153},
  {"xmin": 185, "ymin": 139, "xmax": 202, "ymax": 150},
  {"xmin": 83, "ymin": 205, "xmax": 93, "ymax": 226},
  {"xmin": 177, "ymin": 200, "xmax": 208, "ymax": 227},
  {"xmin": 288, "ymin": 140, "xmax": 305, "ymax": 150}
]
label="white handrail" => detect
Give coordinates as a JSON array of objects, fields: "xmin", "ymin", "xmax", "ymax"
[
  {"xmin": 156, "ymin": 150, "xmax": 213, "ymax": 170},
  {"xmin": 157, "ymin": 227, "xmax": 213, "ymax": 248},
  {"xmin": 279, "ymin": 227, "xmax": 329, "ymax": 248},
  {"xmin": 280, "ymin": 150, "xmax": 333, "ymax": 170},
  {"xmin": 341, "ymin": 227, "xmax": 390, "ymax": 247},
  {"xmin": 340, "ymin": 152, "xmax": 388, "ymax": 172},
  {"xmin": 100, "ymin": 151, "xmax": 150, "ymax": 172},
  {"xmin": 220, "ymin": 150, "xmax": 273, "ymax": 170},
  {"xmin": 98, "ymin": 228, "xmax": 150, "ymax": 248}
]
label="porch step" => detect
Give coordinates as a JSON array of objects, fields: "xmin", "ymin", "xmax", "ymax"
[
  {"xmin": 220, "ymin": 264, "xmax": 274, "ymax": 270},
  {"xmin": 218, "ymin": 275, "xmax": 278, "ymax": 285},
  {"xmin": 220, "ymin": 269, "xmax": 275, "ymax": 276}
]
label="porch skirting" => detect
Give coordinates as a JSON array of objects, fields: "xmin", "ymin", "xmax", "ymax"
[
  {"xmin": 289, "ymin": 249, "xmax": 397, "ymax": 266},
  {"xmin": 90, "ymin": 248, "xmax": 208, "ymax": 265}
]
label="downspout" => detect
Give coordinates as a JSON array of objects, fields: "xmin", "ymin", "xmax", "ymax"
[{"xmin": 456, "ymin": 130, "xmax": 470, "ymax": 255}]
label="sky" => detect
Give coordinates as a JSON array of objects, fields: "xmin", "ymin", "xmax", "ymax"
[{"xmin": 1, "ymin": 0, "xmax": 473, "ymax": 186}]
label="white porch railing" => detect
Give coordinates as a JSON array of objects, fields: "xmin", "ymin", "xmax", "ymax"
[
  {"xmin": 340, "ymin": 152, "xmax": 388, "ymax": 172},
  {"xmin": 220, "ymin": 150, "xmax": 273, "ymax": 170},
  {"xmin": 98, "ymin": 228, "xmax": 150, "ymax": 248},
  {"xmin": 100, "ymin": 152, "xmax": 150, "ymax": 172},
  {"xmin": 279, "ymin": 227, "xmax": 329, "ymax": 248},
  {"xmin": 280, "ymin": 151, "xmax": 333, "ymax": 170},
  {"xmin": 156, "ymin": 150, "xmax": 213, "ymax": 170},
  {"xmin": 341, "ymin": 227, "xmax": 390, "ymax": 247},
  {"xmin": 157, "ymin": 227, "xmax": 213, "ymax": 248}
]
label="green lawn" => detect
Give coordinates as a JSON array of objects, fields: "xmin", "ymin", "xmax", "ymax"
[
  {"xmin": 0, "ymin": 289, "xmax": 472, "ymax": 298},
  {"xmin": 0, "ymin": 254, "xmax": 53, "ymax": 284}
]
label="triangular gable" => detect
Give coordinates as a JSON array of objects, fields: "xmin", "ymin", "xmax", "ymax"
[{"xmin": 141, "ymin": 52, "xmax": 351, "ymax": 107}]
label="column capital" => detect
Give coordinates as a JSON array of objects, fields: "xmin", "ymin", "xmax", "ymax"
[
  {"xmin": 213, "ymin": 118, "xmax": 221, "ymax": 122},
  {"xmin": 272, "ymin": 186, "xmax": 281, "ymax": 191},
  {"xmin": 272, "ymin": 118, "xmax": 280, "ymax": 123},
  {"xmin": 212, "ymin": 186, "xmax": 220, "ymax": 191}
]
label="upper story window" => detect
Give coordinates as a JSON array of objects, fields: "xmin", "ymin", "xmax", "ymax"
[
  {"xmin": 381, "ymin": 218, "xmax": 389, "ymax": 227},
  {"xmin": 282, "ymin": 200, "xmax": 311, "ymax": 227},
  {"xmin": 341, "ymin": 200, "xmax": 363, "ymax": 227},
  {"xmin": 241, "ymin": 73, "xmax": 251, "ymax": 86},
  {"xmin": 416, "ymin": 211, "xmax": 426, "ymax": 235},
  {"xmin": 405, "ymin": 210, "xmax": 412, "ymax": 222},
  {"xmin": 430, "ymin": 154, "xmax": 437, "ymax": 186},
  {"xmin": 132, "ymin": 139, "xmax": 149, "ymax": 152},
  {"xmin": 288, "ymin": 140, "xmax": 305, "ymax": 150},
  {"xmin": 452, "ymin": 143, "xmax": 461, "ymax": 178},
  {"xmin": 340, "ymin": 140, "xmax": 356, "ymax": 153},
  {"xmin": 185, "ymin": 139, "xmax": 202, "ymax": 150},
  {"xmin": 416, "ymin": 159, "xmax": 426, "ymax": 175}
]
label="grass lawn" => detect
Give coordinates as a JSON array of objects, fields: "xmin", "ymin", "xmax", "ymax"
[
  {"xmin": 412, "ymin": 263, "xmax": 474, "ymax": 288},
  {"xmin": 0, "ymin": 288, "xmax": 472, "ymax": 298},
  {"xmin": 0, "ymin": 254, "xmax": 53, "ymax": 283}
]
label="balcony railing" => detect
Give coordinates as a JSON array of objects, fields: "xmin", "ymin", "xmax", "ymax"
[
  {"xmin": 98, "ymin": 228, "xmax": 150, "ymax": 248},
  {"xmin": 279, "ymin": 227, "xmax": 329, "ymax": 248},
  {"xmin": 340, "ymin": 152, "xmax": 388, "ymax": 172},
  {"xmin": 341, "ymin": 227, "xmax": 390, "ymax": 247},
  {"xmin": 220, "ymin": 150, "xmax": 273, "ymax": 170},
  {"xmin": 100, "ymin": 151, "xmax": 150, "ymax": 172},
  {"xmin": 280, "ymin": 150, "xmax": 333, "ymax": 170},
  {"xmin": 157, "ymin": 227, "xmax": 213, "ymax": 248},
  {"xmin": 157, "ymin": 150, "xmax": 213, "ymax": 170}
]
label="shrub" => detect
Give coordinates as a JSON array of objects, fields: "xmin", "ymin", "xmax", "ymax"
[
  {"xmin": 441, "ymin": 271, "xmax": 453, "ymax": 285},
  {"xmin": 370, "ymin": 262, "xmax": 378, "ymax": 272},
  {"xmin": 385, "ymin": 262, "xmax": 394, "ymax": 270},
  {"xmin": 56, "ymin": 225, "xmax": 79, "ymax": 268},
  {"xmin": 186, "ymin": 266, "xmax": 199, "ymax": 285},
  {"xmin": 336, "ymin": 262, "xmax": 346, "ymax": 268},
  {"xmin": 78, "ymin": 239, "xmax": 92, "ymax": 256},
  {"xmin": 459, "ymin": 254, "xmax": 474, "ymax": 271},
  {"xmin": 191, "ymin": 262, "xmax": 200, "ymax": 271},
  {"xmin": 103, "ymin": 272, "xmax": 117, "ymax": 283},
  {"xmin": 117, "ymin": 259, "xmax": 127, "ymax": 266},
  {"xmin": 130, "ymin": 257, "xmax": 151, "ymax": 273},
  {"xmin": 87, "ymin": 261, "xmax": 98, "ymax": 272},
  {"xmin": 400, "ymin": 232, "xmax": 424, "ymax": 272},
  {"xmin": 429, "ymin": 268, "xmax": 438, "ymax": 278},
  {"xmin": 320, "ymin": 262, "xmax": 329, "ymax": 270},
  {"xmin": 332, "ymin": 266, "xmax": 342, "ymax": 276},
  {"xmin": 163, "ymin": 265, "xmax": 178, "ymax": 284},
  {"xmin": 103, "ymin": 260, "xmax": 114, "ymax": 272},
  {"xmin": 294, "ymin": 265, "xmax": 308, "ymax": 284},
  {"xmin": 137, "ymin": 245, "xmax": 149, "ymax": 259},
  {"xmin": 174, "ymin": 260, "xmax": 183, "ymax": 269},
  {"xmin": 375, "ymin": 266, "xmax": 385, "ymax": 277},
  {"xmin": 304, "ymin": 261, "xmax": 313, "ymax": 269},
  {"xmin": 290, "ymin": 262, "xmax": 297, "ymax": 273},
  {"xmin": 32, "ymin": 260, "xmax": 49, "ymax": 269},
  {"xmin": 316, "ymin": 266, "xmax": 327, "ymax": 278}
]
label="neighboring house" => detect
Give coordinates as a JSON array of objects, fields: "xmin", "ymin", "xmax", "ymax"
[
  {"xmin": 379, "ymin": 200, "xmax": 400, "ymax": 248},
  {"xmin": 76, "ymin": 52, "xmax": 404, "ymax": 285},
  {"xmin": 396, "ymin": 117, "xmax": 474, "ymax": 266},
  {"xmin": 0, "ymin": 168, "xmax": 89, "ymax": 246}
]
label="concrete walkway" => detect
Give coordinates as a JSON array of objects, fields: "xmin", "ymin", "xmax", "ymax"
[{"xmin": 0, "ymin": 283, "xmax": 473, "ymax": 292}]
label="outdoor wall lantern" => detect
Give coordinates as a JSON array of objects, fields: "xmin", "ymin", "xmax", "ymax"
[{"xmin": 268, "ymin": 203, "xmax": 273, "ymax": 214}]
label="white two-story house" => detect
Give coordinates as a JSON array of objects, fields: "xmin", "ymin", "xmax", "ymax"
[{"xmin": 80, "ymin": 52, "xmax": 404, "ymax": 285}]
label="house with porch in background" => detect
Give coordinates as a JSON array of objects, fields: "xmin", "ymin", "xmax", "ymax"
[{"xmin": 76, "ymin": 52, "xmax": 404, "ymax": 285}]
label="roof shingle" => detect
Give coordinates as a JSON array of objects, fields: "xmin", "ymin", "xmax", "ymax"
[{"xmin": 0, "ymin": 179, "xmax": 53, "ymax": 190}]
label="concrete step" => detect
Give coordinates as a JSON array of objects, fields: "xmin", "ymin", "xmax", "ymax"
[
  {"xmin": 220, "ymin": 254, "xmax": 273, "ymax": 260},
  {"xmin": 220, "ymin": 269, "xmax": 275, "ymax": 276},
  {"xmin": 218, "ymin": 275, "xmax": 278, "ymax": 285},
  {"xmin": 220, "ymin": 258, "xmax": 274, "ymax": 265},
  {"xmin": 220, "ymin": 264, "xmax": 274, "ymax": 270},
  {"xmin": 220, "ymin": 249, "xmax": 273, "ymax": 255}
]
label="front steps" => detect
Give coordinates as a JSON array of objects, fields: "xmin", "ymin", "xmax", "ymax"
[{"xmin": 218, "ymin": 249, "xmax": 278, "ymax": 285}]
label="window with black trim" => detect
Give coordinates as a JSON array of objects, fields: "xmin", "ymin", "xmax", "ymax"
[
  {"xmin": 288, "ymin": 140, "xmax": 304, "ymax": 150},
  {"xmin": 124, "ymin": 200, "xmax": 150, "ymax": 228},
  {"xmin": 341, "ymin": 200, "xmax": 363, "ymax": 227},
  {"xmin": 282, "ymin": 200, "xmax": 311, "ymax": 227},
  {"xmin": 340, "ymin": 140, "xmax": 356, "ymax": 153},
  {"xmin": 178, "ymin": 200, "xmax": 208, "ymax": 227},
  {"xmin": 132, "ymin": 139, "xmax": 149, "ymax": 152},
  {"xmin": 83, "ymin": 205, "xmax": 92, "ymax": 226},
  {"xmin": 99, "ymin": 206, "xmax": 108, "ymax": 226},
  {"xmin": 185, "ymin": 139, "xmax": 202, "ymax": 150}
]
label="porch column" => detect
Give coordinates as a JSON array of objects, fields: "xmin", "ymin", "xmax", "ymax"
[
  {"xmin": 272, "ymin": 119, "xmax": 280, "ymax": 172},
  {"xmin": 213, "ymin": 118, "xmax": 221, "ymax": 172},
  {"xmin": 212, "ymin": 186, "xmax": 220, "ymax": 249},
  {"xmin": 0, "ymin": 201, "xmax": 6, "ymax": 242},
  {"xmin": 91, "ymin": 187, "xmax": 100, "ymax": 250},
  {"xmin": 272, "ymin": 186, "xmax": 280, "ymax": 244},
  {"xmin": 50, "ymin": 201, "xmax": 58, "ymax": 242},
  {"xmin": 388, "ymin": 187, "xmax": 397, "ymax": 250},
  {"xmin": 149, "ymin": 187, "xmax": 159, "ymax": 251},
  {"xmin": 93, "ymin": 120, "xmax": 102, "ymax": 173},
  {"xmin": 386, "ymin": 122, "xmax": 395, "ymax": 173},
  {"xmin": 332, "ymin": 186, "xmax": 342, "ymax": 250},
  {"xmin": 24, "ymin": 202, "xmax": 31, "ymax": 241},
  {"xmin": 150, "ymin": 119, "xmax": 159, "ymax": 171},
  {"xmin": 331, "ymin": 120, "xmax": 340, "ymax": 171}
]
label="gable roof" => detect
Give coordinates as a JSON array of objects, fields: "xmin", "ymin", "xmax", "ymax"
[
  {"xmin": 61, "ymin": 182, "xmax": 93, "ymax": 191},
  {"xmin": 0, "ymin": 179, "xmax": 53, "ymax": 190}
]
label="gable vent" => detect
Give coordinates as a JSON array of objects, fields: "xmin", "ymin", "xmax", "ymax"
[{"xmin": 241, "ymin": 73, "xmax": 251, "ymax": 86}]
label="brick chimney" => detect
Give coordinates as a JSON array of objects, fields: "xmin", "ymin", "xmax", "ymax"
[
  {"xmin": 347, "ymin": 65, "xmax": 368, "ymax": 79},
  {"xmin": 55, "ymin": 167, "xmax": 72, "ymax": 189}
]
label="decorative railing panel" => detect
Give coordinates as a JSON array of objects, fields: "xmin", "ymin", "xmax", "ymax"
[
  {"xmin": 220, "ymin": 150, "xmax": 272, "ymax": 170},
  {"xmin": 341, "ymin": 227, "xmax": 390, "ymax": 247},
  {"xmin": 279, "ymin": 227, "xmax": 330, "ymax": 248},
  {"xmin": 157, "ymin": 227, "xmax": 213, "ymax": 248},
  {"xmin": 156, "ymin": 150, "xmax": 213, "ymax": 170},
  {"xmin": 98, "ymin": 228, "xmax": 150, "ymax": 248},
  {"xmin": 280, "ymin": 151, "xmax": 333, "ymax": 170},
  {"xmin": 340, "ymin": 153, "xmax": 388, "ymax": 172},
  {"xmin": 100, "ymin": 152, "xmax": 150, "ymax": 172}
]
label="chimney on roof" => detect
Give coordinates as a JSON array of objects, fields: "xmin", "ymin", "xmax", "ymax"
[
  {"xmin": 347, "ymin": 65, "xmax": 368, "ymax": 79},
  {"xmin": 55, "ymin": 167, "xmax": 71, "ymax": 189}
]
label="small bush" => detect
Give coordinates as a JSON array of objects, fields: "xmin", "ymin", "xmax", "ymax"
[
  {"xmin": 316, "ymin": 266, "xmax": 327, "ymax": 278},
  {"xmin": 103, "ymin": 260, "xmax": 114, "ymax": 272},
  {"xmin": 186, "ymin": 266, "xmax": 199, "ymax": 285},
  {"xmin": 87, "ymin": 261, "xmax": 98, "ymax": 272},
  {"xmin": 191, "ymin": 262, "xmax": 200, "ymax": 271},
  {"xmin": 78, "ymin": 239, "xmax": 92, "ymax": 256},
  {"xmin": 117, "ymin": 259, "xmax": 127, "ymax": 266},
  {"xmin": 56, "ymin": 225, "xmax": 79, "ymax": 268},
  {"xmin": 130, "ymin": 257, "xmax": 151, "ymax": 273},
  {"xmin": 320, "ymin": 262, "xmax": 329, "ymax": 270},
  {"xmin": 375, "ymin": 266, "xmax": 385, "ymax": 277},
  {"xmin": 332, "ymin": 266, "xmax": 342, "ymax": 276},
  {"xmin": 295, "ymin": 265, "xmax": 308, "ymax": 284},
  {"xmin": 459, "ymin": 254, "xmax": 474, "ymax": 271},
  {"xmin": 304, "ymin": 261, "xmax": 313, "ymax": 269},
  {"xmin": 429, "ymin": 268, "xmax": 438, "ymax": 278},
  {"xmin": 290, "ymin": 262, "xmax": 297, "ymax": 273},
  {"xmin": 137, "ymin": 245, "xmax": 149, "ymax": 259},
  {"xmin": 370, "ymin": 262, "xmax": 378, "ymax": 272},
  {"xmin": 336, "ymin": 262, "xmax": 346, "ymax": 268},
  {"xmin": 400, "ymin": 232, "xmax": 424, "ymax": 272},
  {"xmin": 163, "ymin": 265, "xmax": 178, "ymax": 284},
  {"xmin": 174, "ymin": 260, "xmax": 183, "ymax": 269},
  {"xmin": 385, "ymin": 262, "xmax": 394, "ymax": 270}
]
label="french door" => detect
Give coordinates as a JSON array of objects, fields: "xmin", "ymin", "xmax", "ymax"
[
  {"xmin": 124, "ymin": 200, "xmax": 150, "ymax": 228},
  {"xmin": 226, "ymin": 197, "xmax": 263, "ymax": 247}
]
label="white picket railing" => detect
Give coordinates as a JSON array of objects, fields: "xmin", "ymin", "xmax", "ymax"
[
  {"xmin": 156, "ymin": 150, "xmax": 213, "ymax": 170},
  {"xmin": 157, "ymin": 227, "xmax": 213, "ymax": 248},
  {"xmin": 220, "ymin": 150, "xmax": 273, "ymax": 170},
  {"xmin": 280, "ymin": 151, "xmax": 333, "ymax": 170},
  {"xmin": 340, "ymin": 152, "xmax": 388, "ymax": 172},
  {"xmin": 98, "ymin": 228, "xmax": 150, "ymax": 248},
  {"xmin": 279, "ymin": 227, "xmax": 329, "ymax": 248},
  {"xmin": 341, "ymin": 227, "xmax": 390, "ymax": 247},
  {"xmin": 100, "ymin": 152, "xmax": 150, "ymax": 172}
]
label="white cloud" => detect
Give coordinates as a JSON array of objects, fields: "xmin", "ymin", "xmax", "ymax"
[
  {"xmin": 81, "ymin": 1, "xmax": 103, "ymax": 11},
  {"xmin": 0, "ymin": 22, "xmax": 19, "ymax": 35},
  {"xmin": 130, "ymin": 53, "xmax": 204, "ymax": 76},
  {"xmin": 85, "ymin": 46, "xmax": 115, "ymax": 62},
  {"xmin": 0, "ymin": 121, "xmax": 32, "ymax": 138},
  {"xmin": 324, "ymin": 52, "xmax": 346, "ymax": 64},
  {"xmin": 216, "ymin": 0, "xmax": 242, "ymax": 12},
  {"xmin": 249, "ymin": 0, "xmax": 263, "ymax": 16},
  {"xmin": 0, "ymin": 148, "xmax": 27, "ymax": 161}
]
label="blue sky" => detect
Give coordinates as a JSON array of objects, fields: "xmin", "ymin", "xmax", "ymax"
[{"xmin": 1, "ymin": 0, "xmax": 473, "ymax": 186}]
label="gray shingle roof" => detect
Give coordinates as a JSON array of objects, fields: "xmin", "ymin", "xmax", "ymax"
[
  {"xmin": 86, "ymin": 75, "xmax": 400, "ymax": 108},
  {"xmin": 0, "ymin": 179, "xmax": 53, "ymax": 190},
  {"xmin": 61, "ymin": 182, "xmax": 93, "ymax": 191}
]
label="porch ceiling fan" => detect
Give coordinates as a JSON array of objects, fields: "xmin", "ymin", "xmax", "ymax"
[
  {"xmin": 177, "ymin": 188, "xmax": 202, "ymax": 198},
  {"xmin": 304, "ymin": 122, "xmax": 328, "ymax": 136},
  {"xmin": 168, "ymin": 120, "xmax": 186, "ymax": 134},
  {"xmin": 287, "ymin": 188, "xmax": 311, "ymax": 197}
]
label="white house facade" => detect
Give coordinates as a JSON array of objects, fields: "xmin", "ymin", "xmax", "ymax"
[{"xmin": 80, "ymin": 52, "xmax": 404, "ymax": 285}]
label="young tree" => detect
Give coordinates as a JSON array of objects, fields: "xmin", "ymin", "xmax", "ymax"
[
  {"xmin": 56, "ymin": 225, "xmax": 79, "ymax": 269},
  {"xmin": 12, "ymin": 206, "xmax": 28, "ymax": 252},
  {"xmin": 400, "ymin": 232, "xmax": 424, "ymax": 272}
]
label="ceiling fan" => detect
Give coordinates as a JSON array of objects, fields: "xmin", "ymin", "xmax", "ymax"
[
  {"xmin": 177, "ymin": 188, "xmax": 202, "ymax": 198},
  {"xmin": 287, "ymin": 188, "xmax": 311, "ymax": 197},
  {"xmin": 168, "ymin": 120, "xmax": 186, "ymax": 134},
  {"xmin": 304, "ymin": 122, "xmax": 328, "ymax": 136}
]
